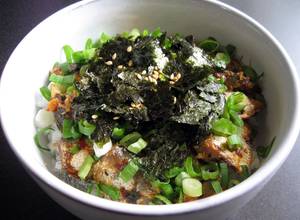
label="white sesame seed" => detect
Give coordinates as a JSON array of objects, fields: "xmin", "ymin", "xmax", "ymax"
[
  {"xmin": 176, "ymin": 73, "xmax": 182, "ymax": 79},
  {"xmin": 112, "ymin": 53, "xmax": 117, "ymax": 60},
  {"xmin": 154, "ymin": 66, "xmax": 159, "ymax": 70},
  {"xmin": 117, "ymin": 65, "xmax": 123, "ymax": 70},
  {"xmin": 170, "ymin": 73, "xmax": 175, "ymax": 80},
  {"xmin": 169, "ymin": 81, "xmax": 175, "ymax": 85},
  {"xmin": 141, "ymin": 70, "xmax": 147, "ymax": 75},
  {"xmin": 136, "ymin": 74, "xmax": 142, "ymax": 80},
  {"xmin": 113, "ymin": 116, "xmax": 120, "ymax": 120},
  {"xmin": 127, "ymin": 46, "xmax": 133, "ymax": 52},
  {"xmin": 152, "ymin": 71, "xmax": 159, "ymax": 79},
  {"xmin": 92, "ymin": 114, "xmax": 98, "ymax": 119},
  {"xmin": 105, "ymin": 61, "xmax": 113, "ymax": 65},
  {"xmin": 173, "ymin": 96, "xmax": 177, "ymax": 104},
  {"xmin": 128, "ymin": 60, "xmax": 133, "ymax": 67}
]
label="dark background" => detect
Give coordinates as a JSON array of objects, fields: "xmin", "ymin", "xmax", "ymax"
[{"xmin": 0, "ymin": 1, "xmax": 79, "ymax": 219}]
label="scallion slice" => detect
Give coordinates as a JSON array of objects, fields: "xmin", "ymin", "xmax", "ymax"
[
  {"xmin": 97, "ymin": 184, "xmax": 120, "ymax": 201},
  {"xmin": 257, "ymin": 137, "xmax": 276, "ymax": 158},
  {"xmin": 78, "ymin": 155, "xmax": 94, "ymax": 180},
  {"xmin": 227, "ymin": 134, "xmax": 243, "ymax": 151},
  {"xmin": 184, "ymin": 156, "xmax": 201, "ymax": 177},
  {"xmin": 214, "ymin": 52, "xmax": 231, "ymax": 69},
  {"xmin": 127, "ymin": 137, "xmax": 147, "ymax": 154},
  {"xmin": 63, "ymin": 45, "xmax": 74, "ymax": 63},
  {"xmin": 153, "ymin": 195, "xmax": 172, "ymax": 204},
  {"xmin": 182, "ymin": 178, "xmax": 203, "ymax": 197},
  {"xmin": 49, "ymin": 73, "xmax": 74, "ymax": 86},
  {"xmin": 119, "ymin": 160, "xmax": 139, "ymax": 182},
  {"xmin": 201, "ymin": 163, "xmax": 220, "ymax": 180},
  {"xmin": 228, "ymin": 179, "xmax": 240, "ymax": 188},
  {"xmin": 151, "ymin": 27, "xmax": 162, "ymax": 38},
  {"xmin": 34, "ymin": 127, "xmax": 53, "ymax": 151},
  {"xmin": 111, "ymin": 127, "xmax": 125, "ymax": 140},
  {"xmin": 175, "ymin": 172, "xmax": 190, "ymax": 186},
  {"xmin": 69, "ymin": 145, "xmax": 80, "ymax": 154},
  {"xmin": 119, "ymin": 132, "xmax": 141, "ymax": 147},
  {"xmin": 229, "ymin": 110, "xmax": 244, "ymax": 127},
  {"xmin": 39, "ymin": 86, "xmax": 51, "ymax": 101},
  {"xmin": 211, "ymin": 180, "xmax": 223, "ymax": 194},
  {"xmin": 164, "ymin": 166, "xmax": 184, "ymax": 179},
  {"xmin": 63, "ymin": 119, "xmax": 73, "ymax": 138},
  {"xmin": 85, "ymin": 38, "xmax": 93, "ymax": 50},
  {"xmin": 219, "ymin": 162, "xmax": 229, "ymax": 188},
  {"xmin": 63, "ymin": 119, "xmax": 81, "ymax": 139},
  {"xmin": 241, "ymin": 165, "xmax": 250, "ymax": 180},
  {"xmin": 211, "ymin": 118, "xmax": 238, "ymax": 136},
  {"xmin": 198, "ymin": 39, "xmax": 219, "ymax": 53},
  {"xmin": 78, "ymin": 119, "xmax": 96, "ymax": 136},
  {"xmin": 227, "ymin": 92, "xmax": 247, "ymax": 112}
]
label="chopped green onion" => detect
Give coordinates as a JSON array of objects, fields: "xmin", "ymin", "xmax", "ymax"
[
  {"xmin": 111, "ymin": 127, "xmax": 125, "ymax": 140},
  {"xmin": 119, "ymin": 132, "xmax": 141, "ymax": 147},
  {"xmin": 87, "ymin": 183, "xmax": 94, "ymax": 194},
  {"xmin": 34, "ymin": 127, "xmax": 53, "ymax": 151},
  {"xmin": 219, "ymin": 163, "xmax": 229, "ymax": 188},
  {"xmin": 63, "ymin": 119, "xmax": 73, "ymax": 138},
  {"xmin": 164, "ymin": 166, "xmax": 184, "ymax": 179},
  {"xmin": 127, "ymin": 138, "xmax": 147, "ymax": 154},
  {"xmin": 182, "ymin": 178, "xmax": 203, "ymax": 197},
  {"xmin": 153, "ymin": 180, "xmax": 174, "ymax": 198},
  {"xmin": 69, "ymin": 145, "xmax": 80, "ymax": 154},
  {"xmin": 70, "ymin": 126, "xmax": 81, "ymax": 139},
  {"xmin": 211, "ymin": 118, "xmax": 238, "ymax": 136},
  {"xmin": 153, "ymin": 195, "xmax": 172, "ymax": 204},
  {"xmin": 227, "ymin": 134, "xmax": 243, "ymax": 151},
  {"xmin": 257, "ymin": 137, "xmax": 276, "ymax": 158},
  {"xmin": 214, "ymin": 52, "xmax": 231, "ymax": 69},
  {"xmin": 201, "ymin": 163, "xmax": 220, "ymax": 180},
  {"xmin": 49, "ymin": 74, "xmax": 74, "ymax": 86},
  {"xmin": 227, "ymin": 92, "xmax": 247, "ymax": 112},
  {"xmin": 63, "ymin": 45, "xmax": 73, "ymax": 63},
  {"xmin": 99, "ymin": 32, "xmax": 112, "ymax": 44},
  {"xmin": 211, "ymin": 180, "xmax": 223, "ymax": 194},
  {"xmin": 97, "ymin": 184, "xmax": 120, "ymax": 201},
  {"xmin": 151, "ymin": 27, "xmax": 162, "ymax": 38},
  {"xmin": 229, "ymin": 110, "xmax": 244, "ymax": 127},
  {"xmin": 78, "ymin": 155, "xmax": 94, "ymax": 180},
  {"xmin": 66, "ymin": 85, "xmax": 76, "ymax": 95},
  {"xmin": 241, "ymin": 165, "xmax": 250, "ymax": 180},
  {"xmin": 184, "ymin": 156, "xmax": 201, "ymax": 177},
  {"xmin": 129, "ymin": 28, "xmax": 140, "ymax": 40},
  {"xmin": 63, "ymin": 119, "xmax": 81, "ymax": 139},
  {"xmin": 198, "ymin": 39, "xmax": 219, "ymax": 53},
  {"xmin": 228, "ymin": 179, "xmax": 240, "ymax": 188},
  {"xmin": 119, "ymin": 160, "xmax": 139, "ymax": 182},
  {"xmin": 85, "ymin": 38, "xmax": 93, "ymax": 50},
  {"xmin": 78, "ymin": 119, "xmax": 96, "ymax": 136},
  {"xmin": 175, "ymin": 171, "xmax": 190, "ymax": 186},
  {"xmin": 39, "ymin": 86, "xmax": 51, "ymax": 101},
  {"xmin": 163, "ymin": 38, "xmax": 172, "ymax": 49},
  {"xmin": 177, "ymin": 188, "xmax": 184, "ymax": 203},
  {"xmin": 142, "ymin": 29, "xmax": 149, "ymax": 37}
]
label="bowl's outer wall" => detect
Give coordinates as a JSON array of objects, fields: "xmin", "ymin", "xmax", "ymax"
[{"xmin": 0, "ymin": 0, "xmax": 299, "ymax": 219}]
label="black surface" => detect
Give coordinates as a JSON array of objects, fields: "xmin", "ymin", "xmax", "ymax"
[{"xmin": 0, "ymin": 1, "xmax": 79, "ymax": 219}]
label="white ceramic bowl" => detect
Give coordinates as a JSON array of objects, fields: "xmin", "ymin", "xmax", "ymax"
[{"xmin": 1, "ymin": 0, "xmax": 299, "ymax": 219}]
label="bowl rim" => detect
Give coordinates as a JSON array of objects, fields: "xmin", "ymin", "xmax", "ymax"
[{"xmin": 1, "ymin": 0, "xmax": 299, "ymax": 216}]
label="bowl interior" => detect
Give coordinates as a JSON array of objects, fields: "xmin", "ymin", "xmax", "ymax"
[{"xmin": 0, "ymin": 0, "xmax": 298, "ymax": 215}]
